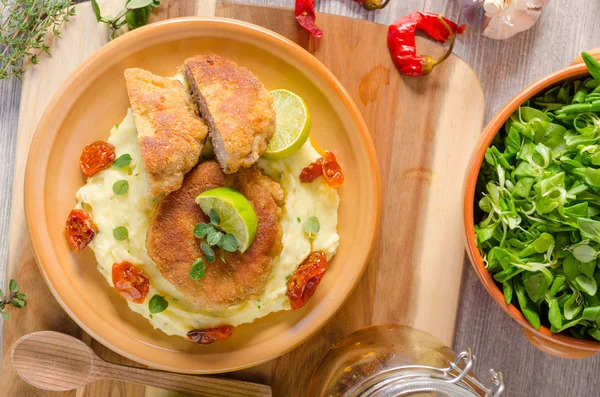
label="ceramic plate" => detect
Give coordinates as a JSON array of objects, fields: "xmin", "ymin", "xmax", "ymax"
[{"xmin": 25, "ymin": 17, "xmax": 380, "ymax": 373}]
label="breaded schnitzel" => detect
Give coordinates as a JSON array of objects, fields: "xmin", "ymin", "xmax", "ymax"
[
  {"xmin": 124, "ymin": 68, "xmax": 208, "ymax": 197},
  {"xmin": 183, "ymin": 55, "xmax": 276, "ymax": 174},
  {"xmin": 146, "ymin": 161, "xmax": 283, "ymax": 310}
]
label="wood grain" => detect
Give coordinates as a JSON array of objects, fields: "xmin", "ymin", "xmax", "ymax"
[{"xmin": 11, "ymin": 331, "xmax": 271, "ymax": 396}]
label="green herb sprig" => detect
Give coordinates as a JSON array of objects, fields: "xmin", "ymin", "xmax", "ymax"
[
  {"xmin": 189, "ymin": 210, "xmax": 239, "ymax": 281},
  {"xmin": 0, "ymin": 0, "xmax": 76, "ymax": 80},
  {"xmin": 475, "ymin": 52, "xmax": 600, "ymax": 340},
  {"xmin": 0, "ymin": 280, "xmax": 26, "ymax": 320},
  {"xmin": 91, "ymin": 0, "xmax": 161, "ymax": 40}
]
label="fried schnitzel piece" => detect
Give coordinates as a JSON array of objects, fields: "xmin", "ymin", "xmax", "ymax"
[
  {"xmin": 146, "ymin": 160, "xmax": 283, "ymax": 310},
  {"xmin": 124, "ymin": 68, "xmax": 208, "ymax": 197},
  {"xmin": 183, "ymin": 55, "xmax": 276, "ymax": 174}
]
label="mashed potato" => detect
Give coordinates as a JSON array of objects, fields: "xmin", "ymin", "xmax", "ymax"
[{"xmin": 76, "ymin": 111, "xmax": 339, "ymax": 337}]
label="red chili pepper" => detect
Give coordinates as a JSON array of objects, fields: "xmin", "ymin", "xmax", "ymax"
[
  {"xmin": 295, "ymin": 0, "xmax": 323, "ymax": 38},
  {"xmin": 353, "ymin": 0, "xmax": 390, "ymax": 11},
  {"xmin": 388, "ymin": 12, "xmax": 466, "ymax": 77}
]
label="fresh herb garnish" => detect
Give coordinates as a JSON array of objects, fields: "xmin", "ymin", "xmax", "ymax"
[
  {"xmin": 189, "ymin": 258, "xmax": 205, "ymax": 281},
  {"xmin": 209, "ymin": 208, "xmax": 221, "ymax": 225},
  {"xmin": 0, "ymin": 0, "xmax": 75, "ymax": 80},
  {"xmin": 206, "ymin": 229, "xmax": 224, "ymax": 246},
  {"xmin": 0, "ymin": 280, "xmax": 26, "ymax": 320},
  {"xmin": 91, "ymin": 0, "xmax": 161, "ymax": 40},
  {"xmin": 219, "ymin": 234, "xmax": 238, "ymax": 252},
  {"xmin": 112, "ymin": 180, "xmax": 129, "ymax": 195},
  {"xmin": 148, "ymin": 294, "xmax": 168, "ymax": 314},
  {"xmin": 200, "ymin": 241, "xmax": 215, "ymax": 262},
  {"xmin": 302, "ymin": 216, "xmax": 320, "ymax": 238},
  {"xmin": 111, "ymin": 153, "xmax": 132, "ymax": 169},
  {"xmin": 297, "ymin": 217, "xmax": 301, "ymax": 223},
  {"xmin": 475, "ymin": 54, "xmax": 600, "ymax": 340},
  {"xmin": 113, "ymin": 226, "xmax": 129, "ymax": 241},
  {"xmin": 194, "ymin": 223, "xmax": 214, "ymax": 239}
]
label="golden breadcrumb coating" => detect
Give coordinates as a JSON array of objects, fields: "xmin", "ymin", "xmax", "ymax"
[
  {"xmin": 124, "ymin": 68, "xmax": 208, "ymax": 197},
  {"xmin": 146, "ymin": 160, "xmax": 283, "ymax": 310},
  {"xmin": 183, "ymin": 55, "xmax": 276, "ymax": 174}
]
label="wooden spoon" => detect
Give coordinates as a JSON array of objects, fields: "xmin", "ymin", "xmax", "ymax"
[{"xmin": 11, "ymin": 331, "xmax": 272, "ymax": 396}]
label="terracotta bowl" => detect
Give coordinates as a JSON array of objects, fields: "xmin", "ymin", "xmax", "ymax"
[
  {"xmin": 25, "ymin": 18, "xmax": 380, "ymax": 373},
  {"xmin": 464, "ymin": 54, "xmax": 600, "ymax": 359}
]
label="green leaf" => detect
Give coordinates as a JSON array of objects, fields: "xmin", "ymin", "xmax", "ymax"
[
  {"xmin": 219, "ymin": 234, "xmax": 238, "ymax": 252},
  {"xmin": 148, "ymin": 295, "xmax": 168, "ymax": 314},
  {"xmin": 585, "ymin": 168, "xmax": 600, "ymax": 187},
  {"xmin": 573, "ymin": 244, "xmax": 597, "ymax": 263},
  {"xmin": 9, "ymin": 280, "xmax": 18, "ymax": 294},
  {"xmin": 126, "ymin": 0, "xmax": 154, "ymax": 9},
  {"xmin": 578, "ymin": 218, "xmax": 600, "ymax": 244},
  {"xmin": 1, "ymin": 312, "xmax": 9, "ymax": 320},
  {"xmin": 111, "ymin": 154, "xmax": 132, "ymax": 168},
  {"xmin": 209, "ymin": 208, "xmax": 221, "ymax": 225},
  {"xmin": 91, "ymin": 0, "xmax": 102, "ymax": 22},
  {"xmin": 564, "ymin": 292, "xmax": 583, "ymax": 320},
  {"xmin": 590, "ymin": 328, "xmax": 600, "ymax": 341},
  {"xmin": 189, "ymin": 258, "xmax": 205, "ymax": 281},
  {"xmin": 503, "ymin": 280, "xmax": 513, "ymax": 304},
  {"xmin": 573, "ymin": 274, "xmax": 597, "ymax": 295},
  {"xmin": 563, "ymin": 254, "xmax": 582, "ymax": 281},
  {"xmin": 533, "ymin": 233, "xmax": 554, "ymax": 253},
  {"xmin": 200, "ymin": 241, "xmax": 215, "ymax": 262},
  {"xmin": 525, "ymin": 272, "xmax": 552, "ymax": 302},
  {"xmin": 206, "ymin": 230, "xmax": 224, "ymax": 247},
  {"xmin": 193, "ymin": 223, "xmax": 214, "ymax": 239},
  {"xmin": 302, "ymin": 216, "xmax": 320, "ymax": 238},
  {"xmin": 549, "ymin": 275, "xmax": 566, "ymax": 297},
  {"xmin": 113, "ymin": 226, "xmax": 128, "ymax": 241},
  {"xmin": 112, "ymin": 180, "xmax": 129, "ymax": 195},
  {"xmin": 548, "ymin": 298, "xmax": 563, "ymax": 329},
  {"xmin": 515, "ymin": 280, "xmax": 541, "ymax": 329},
  {"xmin": 582, "ymin": 52, "xmax": 600, "ymax": 80},
  {"xmin": 125, "ymin": 6, "xmax": 152, "ymax": 30},
  {"xmin": 582, "ymin": 306, "xmax": 600, "ymax": 322},
  {"xmin": 579, "ymin": 259, "xmax": 596, "ymax": 279},
  {"xmin": 512, "ymin": 177, "xmax": 535, "ymax": 198}
]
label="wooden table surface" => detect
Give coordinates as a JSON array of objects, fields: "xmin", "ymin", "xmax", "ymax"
[{"xmin": 1, "ymin": 0, "xmax": 600, "ymax": 395}]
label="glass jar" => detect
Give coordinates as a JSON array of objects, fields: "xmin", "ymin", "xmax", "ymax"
[{"xmin": 306, "ymin": 324, "xmax": 504, "ymax": 397}]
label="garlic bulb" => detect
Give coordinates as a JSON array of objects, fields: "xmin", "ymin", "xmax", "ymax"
[{"xmin": 483, "ymin": 0, "xmax": 549, "ymax": 40}]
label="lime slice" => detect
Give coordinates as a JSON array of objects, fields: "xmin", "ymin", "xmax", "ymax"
[
  {"xmin": 195, "ymin": 188, "xmax": 257, "ymax": 253},
  {"xmin": 262, "ymin": 89, "xmax": 311, "ymax": 160}
]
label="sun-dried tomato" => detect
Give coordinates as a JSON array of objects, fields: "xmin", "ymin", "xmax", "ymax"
[
  {"xmin": 300, "ymin": 157, "xmax": 323, "ymax": 183},
  {"xmin": 80, "ymin": 140, "xmax": 116, "ymax": 176},
  {"xmin": 187, "ymin": 325, "xmax": 235, "ymax": 344},
  {"xmin": 65, "ymin": 209, "xmax": 98, "ymax": 252},
  {"xmin": 112, "ymin": 262, "xmax": 149, "ymax": 304},
  {"xmin": 300, "ymin": 152, "xmax": 344, "ymax": 188},
  {"xmin": 322, "ymin": 151, "xmax": 344, "ymax": 189},
  {"xmin": 286, "ymin": 251, "xmax": 328, "ymax": 310}
]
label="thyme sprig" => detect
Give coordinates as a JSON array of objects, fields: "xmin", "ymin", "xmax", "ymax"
[{"xmin": 0, "ymin": 0, "xmax": 75, "ymax": 80}]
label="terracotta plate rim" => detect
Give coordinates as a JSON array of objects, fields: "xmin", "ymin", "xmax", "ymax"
[{"xmin": 24, "ymin": 17, "xmax": 381, "ymax": 373}]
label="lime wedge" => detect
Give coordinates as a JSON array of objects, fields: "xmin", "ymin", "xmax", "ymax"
[
  {"xmin": 262, "ymin": 89, "xmax": 311, "ymax": 160},
  {"xmin": 195, "ymin": 188, "xmax": 257, "ymax": 253}
]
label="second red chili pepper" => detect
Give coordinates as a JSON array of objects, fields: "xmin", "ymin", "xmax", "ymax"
[
  {"xmin": 295, "ymin": 0, "xmax": 323, "ymax": 38},
  {"xmin": 388, "ymin": 12, "xmax": 466, "ymax": 77}
]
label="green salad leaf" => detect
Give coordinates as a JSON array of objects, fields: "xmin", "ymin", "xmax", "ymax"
[{"xmin": 475, "ymin": 52, "xmax": 600, "ymax": 341}]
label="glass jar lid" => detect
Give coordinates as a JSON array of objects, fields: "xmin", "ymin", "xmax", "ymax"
[{"xmin": 344, "ymin": 349, "xmax": 505, "ymax": 397}]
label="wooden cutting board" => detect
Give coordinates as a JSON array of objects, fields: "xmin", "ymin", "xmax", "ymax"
[{"xmin": 0, "ymin": 0, "xmax": 484, "ymax": 395}]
